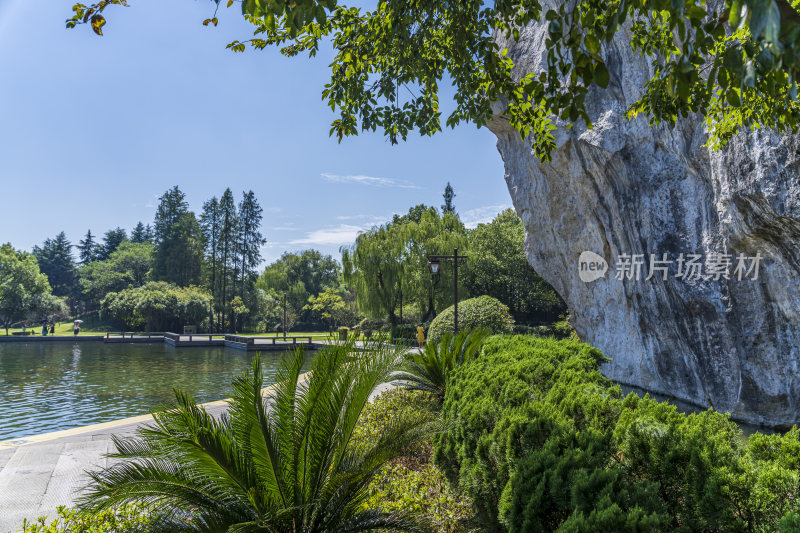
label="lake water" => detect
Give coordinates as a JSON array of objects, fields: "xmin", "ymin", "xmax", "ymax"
[{"xmin": 0, "ymin": 342, "xmax": 310, "ymax": 441}]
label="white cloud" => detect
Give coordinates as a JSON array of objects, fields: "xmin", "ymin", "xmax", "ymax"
[
  {"xmin": 289, "ymin": 224, "xmax": 367, "ymax": 246},
  {"xmin": 461, "ymin": 204, "xmax": 512, "ymax": 228},
  {"xmin": 321, "ymin": 173, "xmax": 419, "ymax": 189}
]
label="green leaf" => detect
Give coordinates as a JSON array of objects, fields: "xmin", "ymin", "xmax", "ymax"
[
  {"xmin": 749, "ymin": 0, "xmax": 769, "ymax": 39},
  {"xmin": 594, "ymin": 62, "xmax": 610, "ymax": 88},
  {"xmin": 726, "ymin": 88, "xmax": 741, "ymax": 106},
  {"xmin": 315, "ymin": 6, "xmax": 327, "ymax": 24},
  {"xmin": 584, "ymin": 35, "xmax": 601, "ymax": 54},
  {"xmin": 729, "ymin": 0, "xmax": 743, "ymax": 29},
  {"xmin": 763, "ymin": 0, "xmax": 780, "ymax": 44},
  {"xmin": 90, "ymin": 14, "xmax": 105, "ymax": 36}
]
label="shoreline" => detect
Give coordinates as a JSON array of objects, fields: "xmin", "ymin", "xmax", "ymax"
[{"xmin": 0, "ymin": 373, "xmax": 311, "ymax": 449}]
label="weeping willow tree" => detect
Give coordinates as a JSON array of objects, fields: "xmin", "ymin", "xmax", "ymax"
[
  {"xmin": 403, "ymin": 210, "xmax": 467, "ymax": 322},
  {"xmin": 342, "ymin": 207, "xmax": 467, "ymax": 325},
  {"xmin": 342, "ymin": 223, "xmax": 407, "ymax": 325}
]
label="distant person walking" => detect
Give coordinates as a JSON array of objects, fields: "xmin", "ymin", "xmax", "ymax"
[
  {"xmin": 416, "ymin": 325, "xmax": 425, "ymax": 348},
  {"xmin": 50, "ymin": 323, "xmax": 55, "ymax": 335},
  {"xmin": 42, "ymin": 322, "xmax": 48, "ymax": 336},
  {"xmin": 73, "ymin": 322, "xmax": 80, "ymax": 336}
]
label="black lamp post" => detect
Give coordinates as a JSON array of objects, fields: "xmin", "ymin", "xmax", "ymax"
[{"xmin": 428, "ymin": 248, "xmax": 468, "ymax": 333}]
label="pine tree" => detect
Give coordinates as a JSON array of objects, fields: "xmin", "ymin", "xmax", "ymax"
[
  {"xmin": 130, "ymin": 221, "xmax": 152, "ymax": 244},
  {"xmin": 99, "ymin": 227, "xmax": 128, "ymax": 260},
  {"xmin": 152, "ymin": 186, "xmax": 204, "ymax": 286},
  {"xmin": 442, "ymin": 182, "xmax": 456, "ymax": 214},
  {"xmin": 200, "ymin": 197, "xmax": 221, "ymax": 332},
  {"xmin": 153, "ymin": 186, "xmax": 189, "ymax": 245},
  {"xmin": 170, "ymin": 213, "xmax": 205, "ymax": 286},
  {"xmin": 217, "ymin": 188, "xmax": 238, "ymax": 332},
  {"xmin": 32, "ymin": 232, "xmax": 76, "ymax": 297},
  {"xmin": 78, "ymin": 229, "xmax": 99, "ymax": 264},
  {"xmin": 236, "ymin": 190, "xmax": 266, "ymax": 301}
]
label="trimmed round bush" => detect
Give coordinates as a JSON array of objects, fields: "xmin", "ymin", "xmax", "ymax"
[{"xmin": 427, "ymin": 295, "xmax": 514, "ymax": 344}]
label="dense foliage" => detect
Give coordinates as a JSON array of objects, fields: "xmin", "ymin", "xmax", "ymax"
[
  {"xmin": 435, "ymin": 335, "xmax": 800, "ymax": 532},
  {"xmin": 79, "ymin": 242, "xmax": 153, "ymax": 304},
  {"xmin": 32, "ymin": 232, "xmax": 76, "ymax": 298},
  {"xmin": 0, "ymin": 244, "xmax": 66, "ymax": 335},
  {"xmin": 80, "ymin": 342, "xmax": 436, "ymax": 531},
  {"xmin": 427, "ymin": 295, "xmax": 514, "ymax": 344},
  {"xmin": 397, "ymin": 328, "xmax": 491, "ymax": 405},
  {"xmin": 19, "ymin": 505, "xmax": 153, "ymax": 533},
  {"xmin": 100, "ymin": 281, "xmax": 210, "ymax": 331},
  {"xmin": 70, "ymin": 0, "xmax": 800, "ymax": 161},
  {"xmin": 463, "ymin": 209, "xmax": 565, "ymax": 325},
  {"xmin": 354, "ymin": 389, "xmax": 476, "ymax": 532},
  {"xmin": 256, "ymin": 249, "xmax": 348, "ymax": 331},
  {"xmin": 343, "ymin": 206, "xmax": 467, "ymax": 325}
]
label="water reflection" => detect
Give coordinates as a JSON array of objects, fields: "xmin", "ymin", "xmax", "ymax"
[{"xmin": 0, "ymin": 342, "xmax": 308, "ymax": 440}]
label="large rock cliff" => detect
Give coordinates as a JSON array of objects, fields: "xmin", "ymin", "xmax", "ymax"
[{"xmin": 488, "ymin": 18, "xmax": 800, "ymax": 427}]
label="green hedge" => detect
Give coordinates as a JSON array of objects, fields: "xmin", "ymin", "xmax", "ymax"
[
  {"xmin": 513, "ymin": 318, "xmax": 577, "ymax": 340},
  {"xmin": 391, "ymin": 323, "xmax": 418, "ymax": 342},
  {"xmin": 434, "ymin": 335, "xmax": 800, "ymax": 532},
  {"xmin": 428, "ymin": 296, "xmax": 514, "ymax": 344}
]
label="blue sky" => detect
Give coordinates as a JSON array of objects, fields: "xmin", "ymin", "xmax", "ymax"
[{"xmin": 0, "ymin": 0, "xmax": 509, "ymax": 264}]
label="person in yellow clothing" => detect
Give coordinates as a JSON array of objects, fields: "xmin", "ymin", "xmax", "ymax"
[{"xmin": 416, "ymin": 325, "xmax": 425, "ymax": 348}]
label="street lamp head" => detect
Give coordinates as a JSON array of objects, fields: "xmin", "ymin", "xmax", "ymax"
[{"xmin": 428, "ymin": 259, "xmax": 441, "ymax": 275}]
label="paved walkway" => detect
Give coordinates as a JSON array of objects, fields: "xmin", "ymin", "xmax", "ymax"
[{"xmin": 0, "ymin": 379, "xmax": 397, "ymax": 532}]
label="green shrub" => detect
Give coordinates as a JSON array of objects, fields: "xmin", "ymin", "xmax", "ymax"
[
  {"xmin": 513, "ymin": 319, "xmax": 577, "ymax": 340},
  {"xmin": 434, "ymin": 335, "xmax": 800, "ymax": 532},
  {"xmin": 19, "ymin": 505, "xmax": 153, "ymax": 532},
  {"xmin": 428, "ymin": 295, "xmax": 514, "ymax": 344},
  {"xmin": 433, "ymin": 335, "xmax": 612, "ymax": 529},
  {"xmin": 396, "ymin": 328, "xmax": 491, "ymax": 405},
  {"xmin": 551, "ymin": 317, "xmax": 578, "ymax": 340},
  {"xmin": 391, "ymin": 323, "xmax": 418, "ymax": 342},
  {"xmin": 354, "ymin": 389, "xmax": 475, "ymax": 532}
]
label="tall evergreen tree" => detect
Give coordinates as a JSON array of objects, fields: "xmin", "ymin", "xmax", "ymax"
[
  {"xmin": 99, "ymin": 227, "xmax": 128, "ymax": 261},
  {"xmin": 153, "ymin": 186, "xmax": 189, "ymax": 245},
  {"xmin": 217, "ymin": 188, "xmax": 238, "ymax": 331},
  {"xmin": 32, "ymin": 232, "xmax": 76, "ymax": 297},
  {"xmin": 170, "ymin": 213, "xmax": 205, "ymax": 287},
  {"xmin": 237, "ymin": 190, "xmax": 266, "ymax": 299},
  {"xmin": 441, "ymin": 182, "xmax": 456, "ymax": 214},
  {"xmin": 130, "ymin": 222, "xmax": 153, "ymax": 244},
  {"xmin": 151, "ymin": 186, "xmax": 203, "ymax": 286},
  {"xmin": 200, "ymin": 197, "xmax": 221, "ymax": 332},
  {"xmin": 78, "ymin": 229, "xmax": 99, "ymax": 264}
]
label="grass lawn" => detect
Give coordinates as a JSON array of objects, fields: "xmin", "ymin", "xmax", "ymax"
[
  {"xmin": 2, "ymin": 321, "xmax": 111, "ymax": 336},
  {"xmin": 2, "ymin": 323, "xmax": 391, "ymax": 341}
]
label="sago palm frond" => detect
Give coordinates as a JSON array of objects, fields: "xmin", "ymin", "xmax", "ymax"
[
  {"xmin": 395, "ymin": 327, "xmax": 491, "ymax": 403},
  {"xmin": 79, "ymin": 339, "xmax": 437, "ymax": 532}
]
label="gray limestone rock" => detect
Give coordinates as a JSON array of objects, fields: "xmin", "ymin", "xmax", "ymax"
[{"xmin": 487, "ymin": 16, "xmax": 800, "ymax": 427}]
